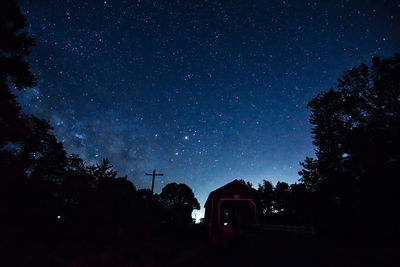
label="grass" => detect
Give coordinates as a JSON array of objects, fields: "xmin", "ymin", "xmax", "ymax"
[{"xmin": 2, "ymin": 225, "xmax": 399, "ymax": 266}]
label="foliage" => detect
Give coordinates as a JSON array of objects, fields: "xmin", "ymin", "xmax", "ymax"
[
  {"xmin": 0, "ymin": 0, "xmax": 67, "ymax": 228},
  {"xmin": 257, "ymin": 180, "xmax": 313, "ymax": 225},
  {"xmin": 238, "ymin": 179, "xmax": 253, "ymax": 187},
  {"xmin": 257, "ymin": 180, "xmax": 275, "ymax": 215},
  {"xmin": 299, "ymin": 54, "xmax": 400, "ymax": 236},
  {"xmin": 160, "ymin": 183, "xmax": 200, "ymax": 226},
  {"xmin": 160, "ymin": 183, "xmax": 200, "ymax": 210}
]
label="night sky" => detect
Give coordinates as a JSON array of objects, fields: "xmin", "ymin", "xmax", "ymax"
[{"xmin": 17, "ymin": 0, "xmax": 400, "ymax": 219}]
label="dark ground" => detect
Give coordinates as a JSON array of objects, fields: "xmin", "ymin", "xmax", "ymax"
[{"xmin": 1, "ymin": 225, "xmax": 399, "ymax": 266}]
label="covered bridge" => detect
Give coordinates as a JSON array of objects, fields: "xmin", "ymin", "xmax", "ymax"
[{"xmin": 204, "ymin": 179, "xmax": 261, "ymax": 240}]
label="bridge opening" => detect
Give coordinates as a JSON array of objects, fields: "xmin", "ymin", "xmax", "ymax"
[{"xmin": 220, "ymin": 200, "xmax": 257, "ymax": 227}]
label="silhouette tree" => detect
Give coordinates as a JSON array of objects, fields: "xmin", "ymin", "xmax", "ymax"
[
  {"xmin": 257, "ymin": 180, "xmax": 275, "ymax": 216},
  {"xmin": 160, "ymin": 183, "xmax": 200, "ymax": 209},
  {"xmin": 160, "ymin": 183, "xmax": 200, "ymax": 226},
  {"xmin": 238, "ymin": 179, "xmax": 253, "ymax": 187},
  {"xmin": 0, "ymin": 1, "xmax": 71, "ymax": 229},
  {"xmin": 299, "ymin": 54, "xmax": 400, "ymax": 236},
  {"xmin": 72, "ymin": 157, "xmax": 136, "ymax": 233},
  {"xmin": 0, "ymin": 0, "xmax": 36, "ymax": 146},
  {"xmin": 298, "ymin": 157, "xmax": 319, "ymax": 192},
  {"xmin": 95, "ymin": 177, "xmax": 136, "ymax": 232},
  {"xmin": 62, "ymin": 154, "xmax": 95, "ymax": 227},
  {"xmin": 0, "ymin": 0, "xmax": 36, "ymax": 169},
  {"xmin": 286, "ymin": 183, "xmax": 313, "ymax": 224},
  {"xmin": 87, "ymin": 158, "xmax": 120, "ymax": 182},
  {"xmin": 274, "ymin": 182, "xmax": 289, "ymax": 214}
]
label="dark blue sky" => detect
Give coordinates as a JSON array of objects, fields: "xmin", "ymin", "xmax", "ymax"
[{"xmin": 17, "ymin": 0, "xmax": 400, "ymax": 219}]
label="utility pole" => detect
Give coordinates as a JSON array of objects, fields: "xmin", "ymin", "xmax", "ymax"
[{"xmin": 145, "ymin": 170, "xmax": 164, "ymax": 194}]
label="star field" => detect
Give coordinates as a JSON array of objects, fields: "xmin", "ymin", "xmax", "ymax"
[{"xmin": 17, "ymin": 0, "xmax": 400, "ymax": 218}]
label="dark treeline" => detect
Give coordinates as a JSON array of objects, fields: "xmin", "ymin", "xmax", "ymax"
[
  {"xmin": 0, "ymin": 1, "xmax": 199, "ymax": 242},
  {"xmin": 255, "ymin": 180, "xmax": 313, "ymax": 225},
  {"xmin": 252, "ymin": 53, "xmax": 400, "ymax": 239},
  {"xmin": 237, "ymin": 179, "xmax": 313, "ymax": 225}
]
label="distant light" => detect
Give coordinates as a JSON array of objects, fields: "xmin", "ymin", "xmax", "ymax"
[
  {"xmin": 155, "ymin": 133, "xmax": 158, "ymax": 137},
  {"xmin": 184, "ymin": 136, "xmax": 188, "ymax": 140},
  {"xmin": 57, "ymin": 215, "xmax": 61, "ymax": 219}
]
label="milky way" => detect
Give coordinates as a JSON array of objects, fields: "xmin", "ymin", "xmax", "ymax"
[{"xmin": 17, "ymin": 0, "xmax": 400, "ymax": 218}]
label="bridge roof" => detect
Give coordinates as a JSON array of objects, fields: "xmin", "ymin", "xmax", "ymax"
[{"xmin": 204, "ymin": 179, "xmax": 258, "ymax": 208}]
